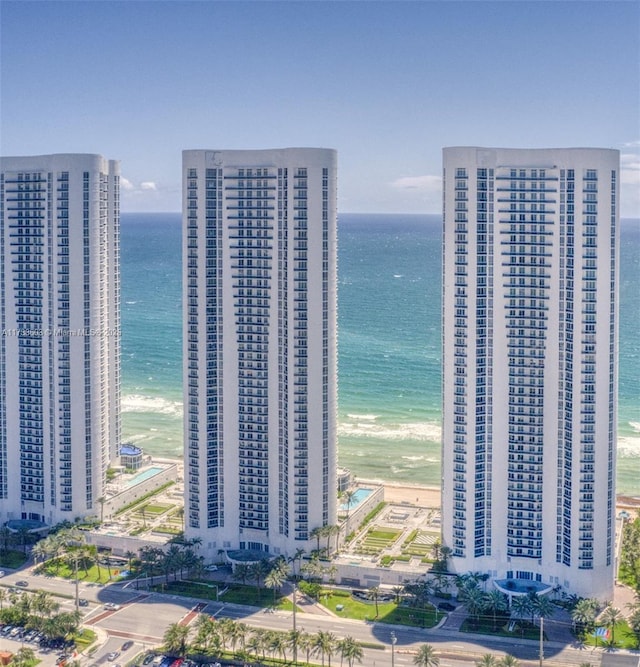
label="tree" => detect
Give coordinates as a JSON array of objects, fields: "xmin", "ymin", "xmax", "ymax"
[
  {"xmin": 313, "ymin": 630, "xmax": 337, "ymax": 667},
  {"xmin": 498, "ymin": 656, "xmax": 519, "ymax": 667},
  {"xmin": 532, "ymin": 594, "xmax": 555, "ymax": 624},
  {"xmin": 484, "ymin": 589, "xmax": 507, "ymax": 630},
  {"xmin": 341, "ymin": 489, "xmax": 357, "ymax": 534},
  {"xmin": 572, "ymin": 598, "xmax": 599, "ymax": 635},
  {"xmin": 338, "ymin": 636, "xmax": 363, "ymax": 667},
  {"xmin": 163, "ymin": 622, "xmax": 190, "ymax": 656},
  {"xmin": 413, "ymin": 643, "xmax": 439, "ymax": 667},
  {"xmin": 269, "ymin": 632, "xmax": 288, "ymax": 662},
  {"xmin": 264, "ymin": 568, "xmax": 286, "ymax": 606},
  {"xmin": 310, "ymin": 526, "xmax": 324, "ymax": 554},
  {"xmin": 476, "ymin": 655, "xmax": 498, "ymax": 667},
  {"xmin": 601, "ymin": 604, "xmax": 623, "ymax": 644},
  {"xmin": 233, "ymin": 562, "xmax": 251, "ymax": 585},
  {"xmin": 460, "ymin": 582, "xmax": 486, "ymax": 624},
  {"xmin": 248, "ymin": 559, "xmax": 270, "ymax": 601},
  {"xmin": 124, "ymin": 550, "xmax": 137, "ymax": 572},
  {"xmin": 367, "ymin": 586, "xmax": 380, "ymax": 618}
]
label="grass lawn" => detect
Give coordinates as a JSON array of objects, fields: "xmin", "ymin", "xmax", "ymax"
[
  {"xmin": 40, "ymin": 560, "xmax": 119, "ymax": 584},
  {"xmin": 582, "ymin": 622, "xmax": 639, "ymax": 650},
  {"xmin": 318, "ymin": 589, "xmax": 438, "ymax": 628},
  {"xmin": 153, "ymin": 580, "xmax": 298, "ymax": 611},
  {"xmin": 136, "ymin": 502, "xmax": 174, "ymax": 515},
  {"xmin": 460, "ymin": 615, "xmax": 540, "ymax": 641},
  {"xmin": 0, "ymin": 550, "xmax": 28, "ymax": 568}
]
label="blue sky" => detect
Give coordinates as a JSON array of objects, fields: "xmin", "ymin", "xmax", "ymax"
[{"xmin": 2, "ymin": 1, "xmax": 639, "ymax": 214}]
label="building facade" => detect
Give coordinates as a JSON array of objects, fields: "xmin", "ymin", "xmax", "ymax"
[
  {"xmin": 0, "ymin": 154, "xmax": 121, "ymax": 525},
  {"xmin": 182, "ymin": 148, "xmax": 338, "ymax": 559},
  {"xmin": 442, "ymin": 147, "xmax": 619, "ymax": 599}
]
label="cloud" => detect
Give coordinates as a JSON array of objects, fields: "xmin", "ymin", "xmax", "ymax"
[
  {"xmin": 140, "ymin": 181, "xmax": 158, "ymax": 191},
  {"xmin": 390, "ymin": 174, "xmax": 442, "ymax": 191},
  {"xmin": 120, "ymin": 177, "xmax": 135, "ymax": 191}
]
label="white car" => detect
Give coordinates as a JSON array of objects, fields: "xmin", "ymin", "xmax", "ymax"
[
  {"xmin": 104, "ymin": 603, "xmax": 121, "ymax": 611},
  {"xmin": 0, "ymin": 570, "xmax": 5, "ymax": 577},
  {"xmin": 205, "ymin": 565, "xmax": 218, "ymax": 571}
]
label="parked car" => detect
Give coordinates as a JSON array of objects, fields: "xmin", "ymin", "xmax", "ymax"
[
  {"xmin": 142, "ymin": 654, "xmax": 155, "ymax": 665},
  {"xmin": 204, "ymin": 564, "xmax": 218, "ymax": 571},
  {"xmin": 121, "ymin": 641, "xmax": 133, "ymax": 651},
  {"xmin": 107, "ymin": 651, "xmax": 120, "ymax": 661},
  {"xmin": 78, "ymin": 598, "xmax": 89, "ymax": 607}
]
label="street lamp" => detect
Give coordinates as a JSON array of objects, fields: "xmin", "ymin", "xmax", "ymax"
[{"xmin": 390, "ymin": 631, "xmax": 397, "ymax": 667}]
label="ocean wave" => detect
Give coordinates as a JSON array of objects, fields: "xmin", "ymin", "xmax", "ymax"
[
  {"xmin": 338, "ymin": 420, "xmax": 441, "ymax": 442},
  {"xmin": 346, "ymin": 413, "xmax": 378, "ymax": 421},
  {"xmin": 618, "ymin": 436, "xmax": 640, "ymax": 457},
  {"xmin": 629, "ymin": 421, "xmax": 640, "ymax": 433},
  {"xmin": 121, "ymin": 394, "xmax": 184, "ymax": 418}
]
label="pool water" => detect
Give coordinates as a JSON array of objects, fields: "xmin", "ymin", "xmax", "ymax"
[
  {"xmin": 125, "ymin": 466, "xmax": 164, "ymax": 487},
  {"xmin": 340, "ymin": 487, "xmax": 373, "ymax": 511}
]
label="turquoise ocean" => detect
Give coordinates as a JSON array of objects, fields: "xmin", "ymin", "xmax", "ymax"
[{"xmin": 120, "ymin": 213, "xmax": 640, "ymax": 495}]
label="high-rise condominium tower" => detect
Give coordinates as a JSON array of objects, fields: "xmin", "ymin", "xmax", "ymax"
[
  {"xmin": 0, "ymin": 154, "xmax": 121, "ymax": 525},
  {"xmin": 182, "ymin": 148, "xmax": 337, "ymax": 559},
  {"xmin": 442, "ymin": 147, "xmax": 619, "ymax": 599}
]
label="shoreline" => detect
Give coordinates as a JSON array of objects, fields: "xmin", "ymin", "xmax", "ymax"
[{"xmin": 151, "ymin": 457, "xmax": 639, "ymax": 515}]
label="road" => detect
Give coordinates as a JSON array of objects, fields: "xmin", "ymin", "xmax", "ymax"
[{"xmin": 0, "ymin": 570, "xmax": 615, "ymax": 667}]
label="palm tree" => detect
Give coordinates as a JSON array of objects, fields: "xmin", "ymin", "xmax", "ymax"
[
  {"xmin": 600, "ymin": 604, "xmax": 623, "ymax": 644},
  {"xmin": 392, "ymin": 585, "xmax": 404, "ymax": 604},
  {"xmin": 163, "ymin": 622, "xmax": 190, "ymax": 656},
  {"xmin": 438, "ymin": 546, "xmax": 453, "ymax": 572},
  {"xmin": 289, "ymin": 548, "xmax": 306, "ymax": 580},
  {"xmin": 310, "ymin": 526, "xmax": 324, "ymax": 554},
  {"xmin": 367, "ymin": 586, "xmax": 380, "ymax": 618},
  {"xmin": 498, "ymin": 656, "xmax": 519, "ymax": 667},
  {"xmin": 0, "ymin": 588, "xmax": 6, "ymax": 610},
  {"xmin": 288, "ymin": 629, "xmax": 304, "ymax": 665},
  {"xmin": 572, "ymin": 598, "xmax": 598, "ymax": 635},
  {"xmin": 313, "ymin": 630, "xmax": 337, "ymax": 667},
  {"xmin": 476, "ymin": 654, "xmax": 498, "ymax": 667},
  {"xmin": 485, "ymin": 589, "xmax": 507, "ymax": 630},
  {"xmin": 413, "ymin": 643, "xmax": 439, "ymax": 667},
  {"xmin": 461, "ymin": 583, "xmax": 486, "ymax": 625},
  {"xmin": 249, "ymin": 559, "xmax": 269, "ymax": 601},
  {"xmin": 228, "ymin": 620, "xmax": 248, "ymax": 654},
  {"xmin": 532, "ymin": 594, "xmax": 555, "ymax": 624},
  {"xmin": 338, "ymin": 636, "xmax": 363, "ymax": 667},
  {"xmin": 264, "ymin": 568, "xmax": 286, "ymax": 607},
  {"xmin": 341, "ymin": 489, "xmax": 357, "ymax": 534},
  {"xmin": 269, "ymin": 632, "xmax": 288, "ymax": 662},
  {"xmin": 125, "ymin": 550, "xmax": 137, "ymax": 571},
  {"xmin": 193, "ymin": 614, "xmax": 220, "ymax": 654},
  {"xmin": 233, "ymin": 562, "xmax": 251, "ymax": 585},
  {"xmin": 245, "ymin": 632, "xmax": 264, "ymax": 661},
  {"xmin": 300, "ymin": 631, "xmax": 315, "ymax": 665}
]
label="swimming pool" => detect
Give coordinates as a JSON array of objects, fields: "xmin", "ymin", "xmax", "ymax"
[
  {"xmin": 125, "ymin": 466, "xmax": 164, "ymax": 487},
  {"xmin": 340, "ymin": 487, "xmax": 373, "ymax": 511}
]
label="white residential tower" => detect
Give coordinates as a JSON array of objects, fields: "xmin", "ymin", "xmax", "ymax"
[
  {"xmin": 442, "ymin": 147, "xmax": 619, "ymax": 599},
  {"xmin": 0, "ymin": 154, "xmax": 121, "ymax": 525},
  {"xmin": 182, "ymin": 148, "xmax": 338, "ymax": 559}
]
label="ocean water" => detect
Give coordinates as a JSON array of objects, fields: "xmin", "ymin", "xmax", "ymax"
[{"xmin": 120, "ymin": 213, "xmax": 640, "ymax": 494}]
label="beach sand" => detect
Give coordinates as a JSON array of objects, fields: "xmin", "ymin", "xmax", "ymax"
[{"xmin": 372, "ymin": 479, "xmax": 639, "ymax": 517}]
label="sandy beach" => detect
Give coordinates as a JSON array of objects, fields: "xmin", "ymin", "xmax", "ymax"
[{"xmin": 370, "ymin": 478, "xmax": 640, "ymax": 517}]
